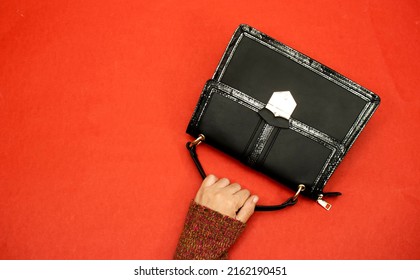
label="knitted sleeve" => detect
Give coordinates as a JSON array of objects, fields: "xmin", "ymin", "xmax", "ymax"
[{"xmin": 174, "ymin": 200, "xmax": 246, "ymax": 260}]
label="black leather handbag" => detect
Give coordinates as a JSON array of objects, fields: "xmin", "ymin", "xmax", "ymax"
[{"xmin": 186, "ymin": 24, "xmax": 380, "ymax": 211}]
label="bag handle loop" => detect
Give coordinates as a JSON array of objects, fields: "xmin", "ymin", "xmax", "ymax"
[{"xmin": 186, "ymin": 134, "xmax": 304, "ymax": 211}]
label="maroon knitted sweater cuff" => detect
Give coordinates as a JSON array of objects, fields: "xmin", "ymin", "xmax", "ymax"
[{"xmin": 174, "ymin": 201, "xmax": 246, "ymax": 260}]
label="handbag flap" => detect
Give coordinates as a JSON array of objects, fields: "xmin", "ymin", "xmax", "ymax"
[{"xmin": 213, "ymin": 24, "xmax": 380, "ymax": 145}]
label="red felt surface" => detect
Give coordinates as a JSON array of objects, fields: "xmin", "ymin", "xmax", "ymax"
[{"xmin": 0, "ymin": 0, "xmax": 419, "ymax": 260}]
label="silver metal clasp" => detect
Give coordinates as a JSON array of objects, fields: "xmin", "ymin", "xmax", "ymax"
[{"xmin": 265, "ymin": 91, "xmax": 297, "ymax": 120}]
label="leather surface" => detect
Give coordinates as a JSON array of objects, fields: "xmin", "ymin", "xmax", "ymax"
[
  {"xmin": 258, "ymin": 108, "xmax": 289, "ymax": 128},
  {"xmin": 218, "ymin": 35, "xmax": 370, "ymax": 141},
  {"xmin": 188, "ymin": 26, "xmax": 380, "ymax": 198}
]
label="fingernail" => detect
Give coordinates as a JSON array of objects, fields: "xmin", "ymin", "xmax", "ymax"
[{"xmin": 253, "ymin": 196, "xmax": 259, "ymax": 203}]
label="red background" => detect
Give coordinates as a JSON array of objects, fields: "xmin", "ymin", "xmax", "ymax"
[{"xmin": 1, "ymin": 0, "xmax": 419, "ymax": 260}]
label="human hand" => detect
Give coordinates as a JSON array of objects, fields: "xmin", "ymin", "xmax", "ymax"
[{"xmin": 194, "ymin": 174, "xmax": 259, "ymax": 223}]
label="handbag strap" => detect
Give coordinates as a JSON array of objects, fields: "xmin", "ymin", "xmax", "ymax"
[{"xmin": 186, "ymin": 134, "xmax": 304, "ymax": 211}]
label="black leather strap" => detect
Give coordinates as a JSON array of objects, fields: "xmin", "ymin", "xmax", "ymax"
[
  {"xmin": 186, "ymin": 142, "xmax": 299, "ymax": 211},
  {"xmin": 186, "ymin": 142, "xmax": 207, "ymax": 179}
]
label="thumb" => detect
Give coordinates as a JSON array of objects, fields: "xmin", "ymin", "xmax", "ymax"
[{"xmin": 236, "ymin": 195, "xmax": 259, "ymax": 223}]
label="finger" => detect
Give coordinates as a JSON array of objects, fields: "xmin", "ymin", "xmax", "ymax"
[
  {"xmin": 225, "ymin": 183, "xmax": 241, "ymax": 194},
  {"xmin": 236, "ymin": 195, "xmax": 259, "ymax": 223},
  {"xmin": 233, "ymin": 189, "xmax": 251, "ymax": 208},
  {"xmin": 201, "ymin": 174, "xmax": 218, "ymax": 188},
  {"xmin": 213, "ymin": 177, "xmax": 230, "ymax": 188}
]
